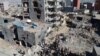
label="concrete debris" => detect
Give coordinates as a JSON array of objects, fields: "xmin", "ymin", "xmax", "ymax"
[
  {"xmin": 0, "ymin": 13, "xmax": 100, "ymax": 56},
  {"xmin": 0, "ymin": 0, "xmax": 100, "ymax": 56},
  {"xmin": 38, "ymin": 14, "xmax": 100, "ymax": 56}
]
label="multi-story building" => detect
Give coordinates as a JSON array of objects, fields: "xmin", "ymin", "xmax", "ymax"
[
  {"xmin": 22, "ymin": 0, "xmax": 63, "ymax": 22},
  {"xmin": 95, "ymin": 0, "xmax": 100, "ymax": 11},
  {"xmin": 0, "ymin": 18, "xmax": 37, "ymax": 47},
  {"xmin": 73, "ymin": 0, "xmax": 80, "ymax": 10}
]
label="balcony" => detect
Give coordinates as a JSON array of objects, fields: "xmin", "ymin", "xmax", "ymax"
[
  {"xmin": 48, "ymin": 14, "xmax": 56, "ymax": 18},
  {"xmin": 48, "ymin": 8, "xmax": 56, "ymax": 12},
  {"xmin": 56, "ymin": 3, "xmax": 62, "ymax": 8},
  {"xmin": 48, "ymin": 1, "xmax": 55, "ymax": 5},
  {"xmin": 45, "ymin": 4, "xmax": 55, "ymax": 8},
  {"xmin": 46, "ymin": 17, "xmax": 54, "ymax": 21},
  {"xmin": 46, "ymin": 10, "xmax": 56, "ymax": 14}
]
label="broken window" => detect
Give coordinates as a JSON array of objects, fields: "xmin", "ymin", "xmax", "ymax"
[
  {"xmin": 16, "ymin": 16, "xmax": 23, "ymax": 20},
  {"xmin": 59, "ymin": 2, "xmax": 63, "ymax": 6},
  {"xmin": 48, "ymin": 1, "xmax": 55, "ymax": 6},
  {"xmin": 16, "ymin": 41, "xmax": 20, "ymax": 45},
  {"xmin": 4, "ymin": 19, "xmax": 8, "ymax": 23},
  {"xmin": 37, "ymin": 15, "xmax": 41, "ymax": 19},
  {"xmin": 48, "ymin": 19, "xmax": 56, "ymax": 23},
  {"xmin": 34, "ymin": 8, "xmax": 41, "ymax": 14},
  {"xmin": 0, "ymin": 31, "xmax": 4, "ymax": 39},
  {"xmin": 23, "ymin": 2, "xmax": 29, "ymax": 7},
  {"xmin": 48, "ymin": 8, "xmax": 55, "ymax": 12},
  {"xmin": 48, "ymin": 14, "xmax": 56, "ymax": 18},
  {"xmin": 77, "ymin": 17, "xmax": 83, "ymax": 21},
  {"xmin": 13, "ymin": 27, "xmax": 19, "ymax": 41},
  {"xmin": 33, "ymin": 1, "xmax": 38, "ymax": 7},
  {"xmin": 24, "ymin": 16, "xmax": 30, "ymax": 19}
]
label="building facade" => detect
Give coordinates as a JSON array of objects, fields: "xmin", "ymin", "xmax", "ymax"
[
  {"xmin": 95, "ymin": 0, "xmax": 100, "ymax": 11},
  {"xmin": 22, "ymin": 0, "xmax": 63, "ymax": 22},
  {"xmin": 0, "ymin": 17, "xmax": 36, "ymax": 47}
]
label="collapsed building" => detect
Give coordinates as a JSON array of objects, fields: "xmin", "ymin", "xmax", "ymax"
[
  {"xmin": 0, "ymin": 17, "xmax": 15, "ymax": 43},
  {"xmin": 0, "ymin": 0, "xmax": 64, "ymax": 48},
  {"xmin": 0, "ymin": 17, "xmax": 45, "ymax": 47},
  {"xmin": 0, "ymin": 0, "xmax": 100, "ymax": 56}
]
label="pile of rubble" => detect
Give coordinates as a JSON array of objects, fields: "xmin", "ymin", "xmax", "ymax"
[
  {"xmin": 28, "ymin": 14, "xmax": 100, "ymax": 56},
  {"xmin": 0, "ymin": 7, "xmax": 100, "ymax": 56}
]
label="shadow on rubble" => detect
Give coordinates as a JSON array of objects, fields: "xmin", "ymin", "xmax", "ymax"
[
  {"xmin": 67, "ymin": 52, "xmax": 80, "ymax": 56},
  {"xmin": 86, "ymin": 51, "xmax": 93, "ymax": 56},
  {"xmin": 0, "ymin": 31, "xmax": 4, "ymax": 39},
  {"xmin": 42, "ymin": 36, "xmax": 82, "ymax": 56},
  {"xmin": 66, "ymin": 21, "xmax": 77, "ymax": 28},
  {"xmin": 91, "ymin": 18, "xmax": 100, "ymax": 36}
]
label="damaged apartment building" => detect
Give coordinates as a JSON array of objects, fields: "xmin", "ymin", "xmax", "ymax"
[
  {"xmin": 0, "ymin": 17, "xmax": 37, "ymax": 47},
  {"xmin": 22, "ymin": 0, "xmax": 64, "ymax": 22},
  {"xmin": 0, "ymin": 0, "xmax": 64, "ymax": 48}
]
